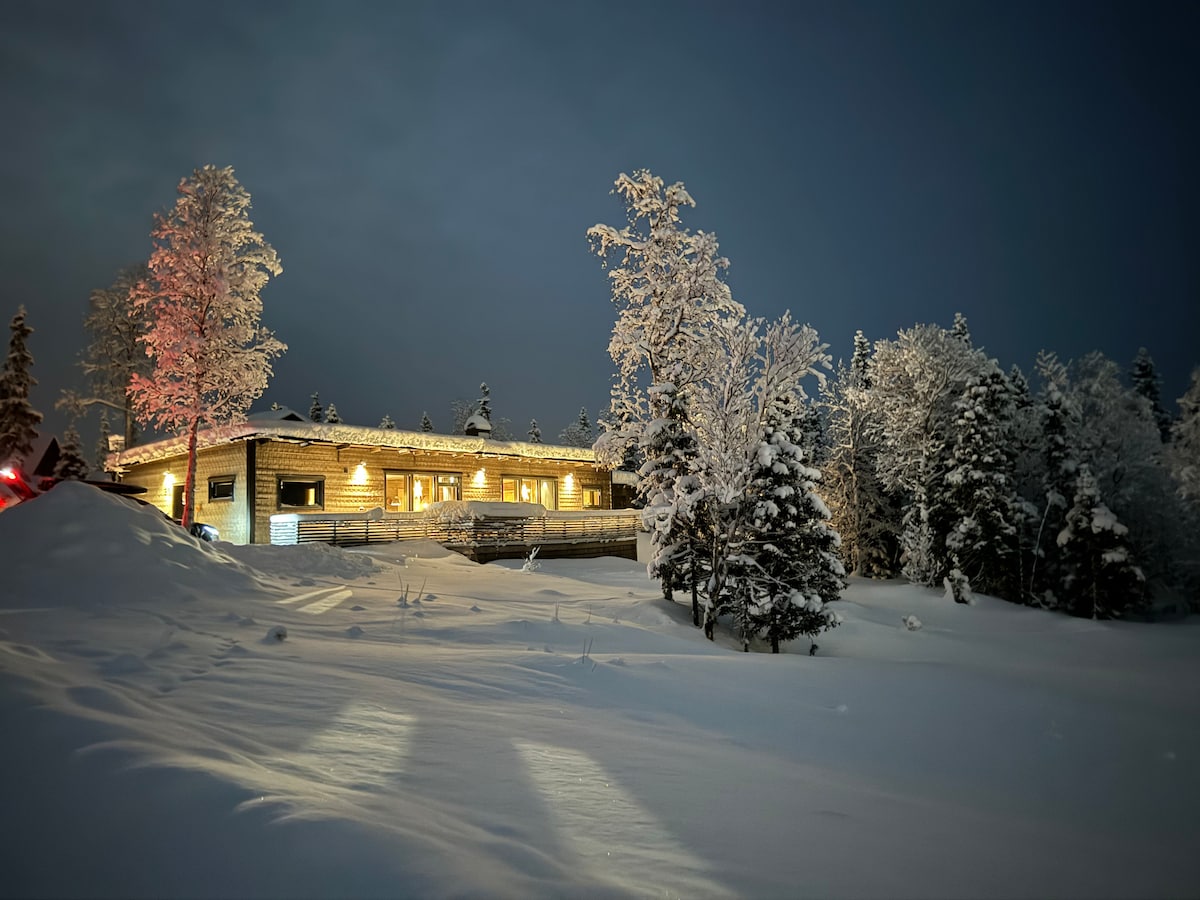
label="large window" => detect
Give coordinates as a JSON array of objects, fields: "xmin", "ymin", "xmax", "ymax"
[
  {"xmin": 502, "ymin": 476, "xmax": 557, "ymax": 509},
  {"xmin": 208, "ymin": 475, "xmax": 235, "ymax": 501},
  {"xmin": 582, "ymin": 486, "xmax": 605, "ymax": 509},
  {"xmin": 278, "ymin": 476, "xmax": 324, "ymax": 509},
  {"xmin": 385, "ymin": 471, "xmax": 460, "ymax": 512}
]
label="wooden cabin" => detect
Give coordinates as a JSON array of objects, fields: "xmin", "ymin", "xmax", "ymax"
[{"xmin": 106, "ymin": 410, "xmax": 623, "ymax": 552}]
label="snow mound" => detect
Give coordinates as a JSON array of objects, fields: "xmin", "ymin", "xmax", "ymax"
[
  {"xmin": 0, "ymin": 481, "xmax": 271, "ymax": 607},
  {"xmin": 225, "ymin": 541, "xmax": 380, "ymax": 581}
]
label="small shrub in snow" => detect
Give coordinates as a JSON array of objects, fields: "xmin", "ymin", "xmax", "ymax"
[
  {"xmin": 521, "ymin": 546, "xmax": 541, "ymax": 573},
  {"xmin": 943, "ymin": 568, "xmax": 974, "ymax": 604},
  {"xmin": 902, "ymin": 614, "xmax": 923, "ymax": 631},
  {"xmin": 265, "ymin": 625, "xmax": 288, "ymax": 642}
]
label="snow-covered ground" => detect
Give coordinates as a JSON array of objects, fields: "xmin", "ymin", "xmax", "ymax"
[{"xmin": 2, "ymin": 482, "xmax": 1198, "ymax": 899}]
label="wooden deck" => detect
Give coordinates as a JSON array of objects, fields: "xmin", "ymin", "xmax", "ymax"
[{"xmin": 269, "ymin": 509, "xmax": 641, "ymax": 561}]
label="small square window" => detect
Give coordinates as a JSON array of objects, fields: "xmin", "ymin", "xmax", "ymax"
[
  {"xmin": 208, "ymin": 476, "xmax": 235, "ymax": 501},
  {"xmin": 583, "ymin": 487, "xmax": 604, "ymax": 509},
  {"xmin": 279, "ymin": 476, "xmax": 325, "ymax": 509}
]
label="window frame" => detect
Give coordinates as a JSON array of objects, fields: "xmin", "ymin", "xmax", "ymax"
[
  {"xmin": 384, "ymin": 470, "xmax": 462, "ymax": 512},
  {"xmin": 277, "ymin": 475, "xmax": 325, "ymax": 510},
  {"xmin": 581, "ymin": 485, "xmax": 605, "ymax": 510},
  {"xmin": 501, "ymin": 475, "xmax": 559, "ymax": 510},
  {"xmin": 207, "ymin": 475, "xmax": 236, "ymax": 502}
]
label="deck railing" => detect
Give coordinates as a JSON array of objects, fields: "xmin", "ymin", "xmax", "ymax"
[{"xmin": 269, "ymin": 508, "xmax": 642, "ymax": 554}]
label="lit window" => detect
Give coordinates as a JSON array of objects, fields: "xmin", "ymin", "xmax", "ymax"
[
  {"xmin": 501, "ymin": 476, "xmax": 557, "ymax": 510},
  {"xmin": 278, "ymin": 476, "xmax": 324, "ymax": 509},
  {"xmin": 582, "ymin": 487, "xmax": 604, "ymax": 509},
  {"xmin": 208, "ymin": 475, "xmax": 235, "ymax": 501},
  {"xmin": 385, "ymin": 472, "xmax": 461, "ymax": 512}
]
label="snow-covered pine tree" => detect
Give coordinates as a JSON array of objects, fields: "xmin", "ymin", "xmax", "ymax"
[
  {"xmin": 1130, "ymin": 347, "xmax": 1172, "ymax": 442},
  {"xmin": 527, "ymin": 419, "xmax": 542, "ymax": 443},
  {"xmin": 558, "ymin": 407, "xmax": 594, "ymax": 448},
  {"xmin": 944, "ymin": 364, "xmax": 1022, "ymax": 601},
  {"xmin": 54, "ymin": 425, "xmax": 90, "ymax": 480},
  {"xmin": 309, "ymin": 392, "xmax": 324, "ymax": 422},
  {"xmin": 57, "ymin": 264, "xmax": 152, "ymax": 449},
  {"xmin": 951, "ymin": 311, "xmax": 972, "ymax": 347},
  {"xmin": 1170, "ymin": 369, "xmax": 1200, "ymax": 500},
  {"xmin": 379, "ymin": 414, "xmax": 395, "ymax": 429},
  {"xmin": 477, "ymin": 383, "xmax": 492, "ymax": 423},
  {"xmin": 325, "ymin": 402, "xmax": 341, "ymax": 424},
  {"xmin": 94, "ymin": 411, "xmax": 112, "ymax": 473},
  {"xmin": 0, "ymin": 306, "xmax": 43, "ymax": 468},
  {"xmin": 420, "ymin": 411, "xmax": 433, "ymax": 432},
  {"xmin": 1029, "ymin": 351, "xmax": 1078, "ymax": 607},
  {"xmin": 739, "ymin": 405, "xmax": 845, "ymax": 653},
  {"xmin": 129, "ymin": 165, "xmax": 285, "ymax": 528},
  {"xmin": 1055, "ymin": 465, "xmax": 1145, "ymax": 619}
]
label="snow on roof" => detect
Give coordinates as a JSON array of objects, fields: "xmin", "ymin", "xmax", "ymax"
[
  {"xmin": 108, "ymin": 419, "xmax": 601, "ymax": 469},
  {"xmin": 246, "ymin": 406, "xmax": 308, "ymax": 422},
  {"xmin": 463, "ymin": 413, "xmax": 492, "ymax": 435}
]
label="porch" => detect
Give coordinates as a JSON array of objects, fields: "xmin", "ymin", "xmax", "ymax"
[{"xmin": 269, "ymin": 507, "xmax": 642, "ymax": 562}]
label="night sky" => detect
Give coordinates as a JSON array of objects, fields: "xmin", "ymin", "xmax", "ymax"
[{"xmin": 2, "ymin": 1, "xmax": 1197, "ymax": 442}]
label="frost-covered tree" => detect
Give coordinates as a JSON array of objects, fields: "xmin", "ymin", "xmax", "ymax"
[
  {"xmin": 944, "ymin": 365, "xmax": 1023, "ymax": 600},
  {"xmin": 94, "ymin": 411, "xmax": 112, "ymax": 472},
  {"xmin": 736, "ymin": 407, "xmax": 845, "ymax": 653},
  {"xmin": 1170, "ymin": 369, "xmax": 1200, "ymax": 500},
  {"xmin": 325, "ymin": 402, "xmax": 341, "ymax": 424},
  {"xmin": 129, "ymin": 165, "xmax": 285, "ymax": 528},
  {"xmin": 821, "ymin": 332, "xmax": 899, "ymax": 577},
  {"xmin": 379, "ymin": 414, "xmax": 395, "ymax": 430},
  {"xmin": 951, "ymin": 311, "xmax": 972, "ymax": 347},
  {"xmin": 527, "ymin": 419, "xmax": 542, "ymax": 443},
  {"xmin": 477, "ymin": 382, "xmax": 492, "ymax": 423},
  {"xmin": 1028, "ymin": 351, "xmax": 1079, "ymax": 606},
  {"xmin": 1130, "ymin": 347, "xmax": 1172, "ymax": 442},
  {"xmin": 868, "ymin": 323, "xmax": 987, "ymax": 586},
  {"xmin": 309, "ymin": 392, "xmax": 324, "ymax": 423},
  {"xmin": 420, "ymin": 411, "xmax": 433, "ymax": 432},
  {"xmin": 1056, "ymin": 465, "xmax": 1145, "ymax": 619},
  {"xmin": 558, "ymin": 407, "xmax": 594, "ymax": 448},
  {"xmin": 54, "ymin": 425, "xmax": 90, "ymax": 480},
  {"xmin": 0, "ymin": 306, "xmax": 42, "ymax": 468},
  {"xmin": 57, "ymin": 264, "xmax": 152, "ymax": 448}
]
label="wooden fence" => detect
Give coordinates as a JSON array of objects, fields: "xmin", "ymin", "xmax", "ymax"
[{"xmin": 269, "ymin": 508, "xmax": 641, "ymax": 560}]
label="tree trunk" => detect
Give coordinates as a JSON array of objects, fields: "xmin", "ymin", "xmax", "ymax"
[
  {"xmin": 771, "ymin": 636, "xmax": 780, "ymax": 653},
  {"xmin": 182, "ymin": 417, "xmax": 200, "ymax": 528}
]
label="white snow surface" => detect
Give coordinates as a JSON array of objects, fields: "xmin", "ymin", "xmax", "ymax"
[{"xmin": 1, "ymin": 481, "xmax": 1198, "ymax": 899}]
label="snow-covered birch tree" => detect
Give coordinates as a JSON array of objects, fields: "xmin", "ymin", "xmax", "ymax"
[{"xmin": 128, "ymin": 165, "xmax": 285, "ymax": 528}]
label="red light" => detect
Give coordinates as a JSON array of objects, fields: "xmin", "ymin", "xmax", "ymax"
[{"xmin": 0, "ymin": 468, "xmax": 16, "ymax": 481}]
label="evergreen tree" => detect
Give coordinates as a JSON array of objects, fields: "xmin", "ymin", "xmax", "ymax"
[
  {"xmin": 1030, "ymin": 351, "xmax": 1077, "ymax": 607},
  {"xmin": 0, "ymin": 306, "xmax": 42, "ymax": 468},
  {"xmin": 1055, "ymin": 465, "xmax": 1145, "ymax": 619},
  {"xmin": 379, "ymin": 414, "xmax": 395, "ymax": 429},
  {"xmin": 944, "ymin": 365, "xmax": 1022, "ymax": 600},
  {"xmin": 54, "ymin": 425, "xmax": 90, "ymax": 480},
  {"xmin": 94, "ymin": 411, "xmax": 112, "ymax": 473},
  {"xmin": 309, "ymin": 392, "xmax": 324, "ymax": 422},
  {"xmin": 1170, "ymin": 369, "xmax": 1200, "ymax": 500},
  {"xmin": 737, "ymin": 411, "xmax": 845, "ymax": 653},
  {"xmin": 325, "ymin": 402, "xmax": 341, "ymax": 424},
  {"xmin": 1130, "ymin": 347, "xmax": 1172, "ymax": 442},
  {"xmin": 477, "ymin": 382, "xmax": 492, "ymax": 422},
  {"xmin": 527, "ymin": 419, "xmax": 542, "ymax": 442},
  {"xmin": 951, "ymin": 311, "xmax": 972, "ymax": 347},
  {"xmin": 558, "ymin": 407, "xmax": 594, "ymax": 447},
  {"xmin": 128, "ymin": 165, "xmax": 285, "ymax": 528},
  {"xmin": 420, "ymin": 411, "xmax": 433, "ymax": 432}
]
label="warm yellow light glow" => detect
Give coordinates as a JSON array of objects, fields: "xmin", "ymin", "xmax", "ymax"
[
  {"xmin": 413, "ymin": 480, "xmax": 423, "ymax": 498},
  {"xmin": 520, "ymin": 483, "xmax": 531, "ymax": 501},
  {"xmin": 351, "ymin": 462, "xmax": 368, "ymax": 485},
  {"xmin": 473, "ymin": 468, "xmax": 486, "ymax": 488},
  {"xmin": 564, "ymin": 473, "xmax": 575, "ymax": 490},
  {"xmin": 163, "ymin": 472, "xmax": 175, "ymax": 496}
]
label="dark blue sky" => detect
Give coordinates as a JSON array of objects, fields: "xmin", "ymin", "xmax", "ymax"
[{"xmin": 2, "ymin": 0, "xmax": 1197, "ymax": 440}]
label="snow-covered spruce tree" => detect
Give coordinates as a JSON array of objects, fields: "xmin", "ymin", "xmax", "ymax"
[
  {"xmin": 943, "ymin": 364, "xmax": 1023, "ymax": 601},
  {"xmin": 54, "ymin": 425, "xmax": 90, "ymax": 480},
  {"xmin": 1029, "ymin": 351, "xmax": 1078, "ymax": 608},
  {"xmin": 737, "ymin": 401, "xmax": 845, "ymax": 653},
  {"xmin": 477, "ymin": 382, "xmax": 492, "ymax": 423},
  {"xmin": 379, "ymin": 414, "xmax": 395, "ymax": 429},
  {"xmin": 820, "ymin": 332, "xmax": 899, "ymax": 577},
  {"xmin": 420, "ymin": 411, "xmax": 433, "ymax": 432},
  {"xmin": 1170, "ymin": 369, "xmax": 1200, "ymax": 500},
  {"xmin": 558, "ymin": 407, "xmax": 594, "ymax": 448},
  {"xmin": 129, "ymin": 165, "xmax": 284, "ymax": 528},
  {"xmin": 325, "ymin": 402, "xmax": 341, "ymax": 424},
  {"xmin": 689, "ymin": 313, "xmax": 832, "ymax": 642},
  {"xmin": 309, "ymin": 392, "xmax": 324, "ymax": 423},
  {"xmin": 527, "ymin": 419, "xmax": 542, "ymax": 443},
  {"xmin": 1066, "ymin": 351, "xmax": 1184, "ymax": 591},
  {"xmin": 57, "ymin": 264, "xmax": 152, "ymax": 449},
  {"xmin": 868, "ymin": 323, "xmax": 987, "ymax": 587},
  {"xmin": 1130, "ymin": 347, "xmax": 1172, "ymax": 443},
  {"xmin": 94, "ymin": 410, "xmax": 112, "ymax": 472},
  {"xmin": 1055, "ymin": 465, "xmax": 1145, "ymax": 619},
  {"xmin": 0, "ymin": 306, "xmax": 42, "ymax": 468},
  {"xmin": 587, "ymin": 170, "xmax": 746, "ymax": 609}
]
